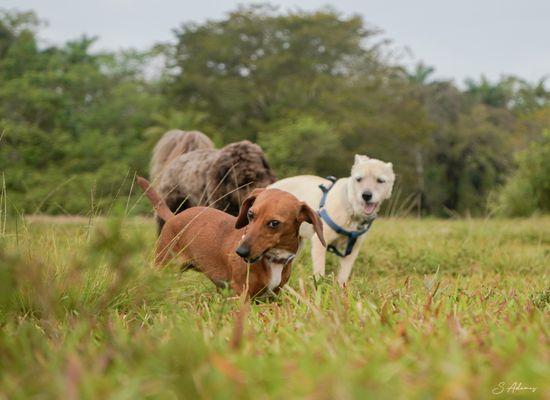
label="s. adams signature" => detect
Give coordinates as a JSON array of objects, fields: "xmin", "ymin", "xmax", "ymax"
[{"xmin": 492, "ymin": 382, "xmax": 537, "ymax": 395}]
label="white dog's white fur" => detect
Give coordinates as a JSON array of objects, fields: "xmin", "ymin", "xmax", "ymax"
[{"xmin": 269, "ymin": 155, "xmax": 395, "ymax": 285}]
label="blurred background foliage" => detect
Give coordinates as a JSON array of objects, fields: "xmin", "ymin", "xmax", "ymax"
[{"xmin": 0, "ymin": 5, "xmax": 548, "ymax": 217}]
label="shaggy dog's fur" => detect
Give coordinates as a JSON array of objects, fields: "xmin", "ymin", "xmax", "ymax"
[
  {"xmin": 151, "ymin": 130, "xmax": 276, "ymax": 230},
  {"xmin": 150, "ymin": 130, "xmax": 214, "ymax": 180}
]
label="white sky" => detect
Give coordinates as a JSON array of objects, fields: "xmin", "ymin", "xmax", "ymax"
[{"xmin": 3, "ymin": 0, "xmax": 550, "ymax": 84}]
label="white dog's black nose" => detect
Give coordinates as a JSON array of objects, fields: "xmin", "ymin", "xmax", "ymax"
[{"xmin": 362, "ymin": 190, "xmax": 373, "ymax": 202}]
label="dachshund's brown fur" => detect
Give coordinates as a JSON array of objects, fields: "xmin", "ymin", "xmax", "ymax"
[{"xmin": 137, "ymin": 176, "xmax": 325, "ymax": 298}]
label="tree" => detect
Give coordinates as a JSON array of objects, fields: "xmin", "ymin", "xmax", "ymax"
[
  {"xmin": 166, "ymin": 4, "xmax": 433, "ymax": 193},
  {"xmin": 465, "ymin": 75, "xmax": 549, "ymax": 112},
  {"xmin": 167, "ymin": 5, "xmax": 379, "ymax": 140},
  {"xmin": 425, "ymin": 105, "xmax": 514, "ymax": 214},
  {"xmin": 0, "ymin": 10, "xmax": 163, "ymax": 214},
  {"xmin": 407, "ymin": 62, "xmax": 436, "ymax": 85},
  {"xmin": 1, "ymin": 6, "xmax": 549, "ymax": 217}
]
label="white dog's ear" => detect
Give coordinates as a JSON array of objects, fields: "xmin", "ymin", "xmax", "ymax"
[
  {"xmin": 387, "ymin": 162, "xmax": 393, "ymax": 169},
  {"xmin": 354, "ymin": 154, "xmax": 369, "ymax": 164}
]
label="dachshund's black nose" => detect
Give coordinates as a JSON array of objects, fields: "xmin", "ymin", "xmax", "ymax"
[
  {"xmin": 362, "ymin": 190, "xmax": 373, "ymax": 202},
  {"xmin": 235, "ymin": 245, "xmax": 250, "ymax": 258}
]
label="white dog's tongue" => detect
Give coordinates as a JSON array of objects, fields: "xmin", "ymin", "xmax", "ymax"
[{"xmin": 364, "ymin": 203, "xmax": 377, "ymax": 215}]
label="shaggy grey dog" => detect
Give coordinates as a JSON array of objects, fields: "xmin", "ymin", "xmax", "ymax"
[
  {"xmin": 150, "ymin": 130, "xmax": 276, "ymax": 229},
  {"xmin": 150, "ymin": 129, "xmax": 214, "ymax": 180}
]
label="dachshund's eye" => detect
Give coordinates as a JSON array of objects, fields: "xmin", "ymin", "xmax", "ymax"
[
  {"xmin": 247, "ymin": 210, "xmax": 255, "ymax": 220},
  {"xmin": 267, "ymin": 220, "xmax": 280, "ymax": 229},
  {"xmin": 355, "ymin": 176, "xmax": 363, "ymax": 182},
  {"xmin": 377, "ymin": 177, "xmax": 386, "ymax": 184}
]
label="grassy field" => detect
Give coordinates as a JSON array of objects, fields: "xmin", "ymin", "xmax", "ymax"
[{"xmin": 0, "ymin": 216, "xmax": 548, "ymax": 399}]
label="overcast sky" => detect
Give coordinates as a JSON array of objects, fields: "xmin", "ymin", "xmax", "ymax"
[{"xmin": 3, "ymin": 0, "xmax": 550, "ymax": 84}]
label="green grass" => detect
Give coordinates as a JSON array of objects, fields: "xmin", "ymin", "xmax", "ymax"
[{"xmin": 0, "ymin": 216, "xmax": 549, "ymax": 399}]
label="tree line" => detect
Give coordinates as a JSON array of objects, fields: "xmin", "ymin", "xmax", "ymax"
[{"xmin": 1, "ymin": 5, "xmax": 548, "ymax": 217}]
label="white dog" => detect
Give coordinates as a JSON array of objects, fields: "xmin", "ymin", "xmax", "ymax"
[{"xmin": 269, "ymin": 155, "xmax": 395, "ymax": 285}]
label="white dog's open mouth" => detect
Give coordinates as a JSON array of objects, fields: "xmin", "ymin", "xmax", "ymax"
[{"xmin": 363, "ymin": 202, "xmax": 378, "ymax": 215}]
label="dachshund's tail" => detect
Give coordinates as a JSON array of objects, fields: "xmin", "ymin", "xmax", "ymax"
[{"xmin": 136, "ymin": 176, "xmax": 174, "ymax": 222}]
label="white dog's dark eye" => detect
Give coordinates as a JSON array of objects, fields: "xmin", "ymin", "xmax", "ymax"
[
  {"xmin": 267, "ymin": 220, "xmax": 280, "ymax": 228},
  {"xmin": 247, "ymin": 210, "xmax": 255, "ymax": 220},
  {"xmin": 355, "ymin": 177, "xmax": 362, "ymax": 182},
  {"xmin": 377, "ymin": 178, "xmax": 386, "ymax": 184}
]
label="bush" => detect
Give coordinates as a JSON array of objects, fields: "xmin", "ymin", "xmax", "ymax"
[
  {"xmin": 494, "ymin": 130, "xmax": 550, "ymax": 216},
  {"xmin": 258, "ymin": 116, "xmax": 341, "ymax": 178}
]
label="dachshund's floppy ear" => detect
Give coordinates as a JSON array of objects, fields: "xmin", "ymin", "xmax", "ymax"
[
  {"xmin": 235, "ymin": 188, "xmax": 265, "ymax": 229},
  {"xmin": 299, "ymin": 203, "xmax": 326, "ymax": 247}
]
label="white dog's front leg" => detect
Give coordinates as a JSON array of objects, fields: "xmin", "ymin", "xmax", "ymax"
[
  {"xmin": 336, "ymin": 243, "xmax": 362, "ymax": 287},
  {"xmin": 311, "ymin": 236, "xmax": 327, "ymax": 277}
]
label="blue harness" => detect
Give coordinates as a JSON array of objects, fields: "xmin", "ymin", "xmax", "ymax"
[{"xmin": 318, "ymin": 176, "xmax": 374, "ymax": 258}]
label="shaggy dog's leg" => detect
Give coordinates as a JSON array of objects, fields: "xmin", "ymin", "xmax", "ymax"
[
  {"xmin": 336, "ymin": 243, "xmax": 362, "ymax": 287},
  {"xmin": 311, "ymin": 236, "xmax": 327, "ymax": 277}
]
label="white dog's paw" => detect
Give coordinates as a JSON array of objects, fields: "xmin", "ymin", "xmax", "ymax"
[{"xmin": 337, "ymin": 279, "xmax": 348, "ymax": 288}]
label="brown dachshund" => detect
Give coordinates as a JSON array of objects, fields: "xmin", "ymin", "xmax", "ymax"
[{"xmin": 136, "ymin": 176, "xmax": 325, "ymax": 298}]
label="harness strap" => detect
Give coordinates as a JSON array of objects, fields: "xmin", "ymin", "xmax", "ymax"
[
  {"xmin": 318, "ymin": 178, "xmax": 374, "ymax": 258},
  {"xmin": 319, "ymin": 176, "xmax": 337, "ymax": 208}
]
